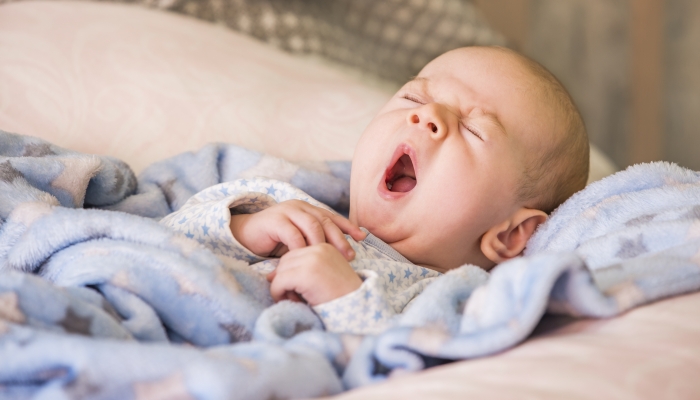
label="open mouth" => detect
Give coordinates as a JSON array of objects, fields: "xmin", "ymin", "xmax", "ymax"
[{"xmin": 385, "ymin": 151, "xmax": 417, "ymax": 193}]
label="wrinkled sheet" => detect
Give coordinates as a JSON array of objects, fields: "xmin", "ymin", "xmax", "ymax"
[{"xmin": 0, "ymin": 131, "xmax": 698, "ymax": 399}]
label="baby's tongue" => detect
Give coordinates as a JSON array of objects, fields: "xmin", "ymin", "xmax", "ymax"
[{"xmin": 392, "ymin": 176, "xmax": 416, "ymax": 192}]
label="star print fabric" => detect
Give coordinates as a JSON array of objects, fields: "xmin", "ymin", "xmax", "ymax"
[{"xmin": 160, "ymin": 177, "xmax": 441, "ymax": 334}]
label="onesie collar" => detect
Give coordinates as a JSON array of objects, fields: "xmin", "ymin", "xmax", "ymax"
[{"xmin": 359, "ymin": 227, "xmax": 413, "ymax": 264}]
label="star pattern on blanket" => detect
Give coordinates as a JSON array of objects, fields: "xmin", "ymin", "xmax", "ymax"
[
  {"xmin": 616, "ymin": 234, "xmax": 648, "ymax": 259},
  {"xmin": 172, "ymin": 272, "xmax": 200, "ymax": 295},
  {"xmin": 0, "ymin": 292, "xmax": 26, "ymax": 324},
  {"xmin": 625, "ymin": 213, "xmax": 657, "ymax": 226},
  {"xmin": 64, "ymin": 372, "xmax": 101, "ymax": 399},
  {"xmin": 220, "ymin": 322, "xmax": 252, "ymax": 342},
  {"xmin": 0, "ymin": 160, "xmax": 22, "ymax": 183},
  {"xmin": 133, "ymin": 372, "xmax": 191, "ymax": 400},
  {"xmin": 50, "ymin": 158, "xmax": 102, "ymax": 207},
  {"xmin": 235, "ymin": 357, "xmax": 260, "ymax": 373},
  {"xmin": 59, "ymin": 307, "xmax": 93, "ymax": 336},
  {"xmin": 683, "ymin": 205, "xmax": 700, "ymax": 220},
  {"xmin": 108, "ymin": 167, "xmax": 126, "ymax": 196},
  {"xmin": 22, "ymin": 143, "xmax": 56, "ymax": 157}
]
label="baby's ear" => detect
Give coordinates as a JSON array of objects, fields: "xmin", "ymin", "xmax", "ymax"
[{"xmin": 480, "ymin": 208, "xmax": 547, "ymax": 264}]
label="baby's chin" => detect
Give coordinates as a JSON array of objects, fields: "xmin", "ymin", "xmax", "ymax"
[{"xmin": 354, "ymin": 213, "xmax": 402, "ymax": 244}]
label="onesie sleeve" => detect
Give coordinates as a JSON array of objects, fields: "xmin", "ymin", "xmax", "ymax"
[
  {"xmin": 312, "ymin": 259, "xmax": 439, "ymax": 335},
  {"xmin": 160, "ymin": 177, "xmax": 332, "ymax": 263},
  {"xmin": 312, "ymin": 270, "xmax": 395, "ymax": 335}
]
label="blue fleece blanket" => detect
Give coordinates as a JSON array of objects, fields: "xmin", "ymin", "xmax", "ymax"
[{"xmin": 1, "ymin": 131, "xmax": 699, "ymax": 399}]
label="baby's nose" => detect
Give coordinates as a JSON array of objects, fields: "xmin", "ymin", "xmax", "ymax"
[
  {"xmin": 408, "ymin": 114, "xmax": 438, "ymax": 133},
  {"xmin": 407, "ymin": 104, "xmax": 446, "ymax": 139}
]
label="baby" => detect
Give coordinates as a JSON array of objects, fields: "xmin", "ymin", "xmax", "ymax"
[{"xmin": 161, "ymin": 46, "xmax": 589, "ymax": 334}]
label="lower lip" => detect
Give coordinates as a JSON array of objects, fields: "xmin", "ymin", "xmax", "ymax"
[
  {"xmin": 378, "ymin": 144, "xmax": 416, "ymax": 200},
  {"xmin": 377, "ymin": 179, "xmax": 411, "ymax": 200}
]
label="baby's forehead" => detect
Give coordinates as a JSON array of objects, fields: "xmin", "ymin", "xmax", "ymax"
[
  {"xmin": 428, "ymin": 47, "xmax": 533, "ymax": 74},
  {"xmin": 418, "ymin": 50, "xmax": 557, "ymax": 116},
  {"xmin": 419, "ymin": 49, "xmax": 547, "ymax": 100}
]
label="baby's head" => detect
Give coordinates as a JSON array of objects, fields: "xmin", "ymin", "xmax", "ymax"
[{"xmin": 349, "ymin": 46, "xmax": 589, "ymax": 272}]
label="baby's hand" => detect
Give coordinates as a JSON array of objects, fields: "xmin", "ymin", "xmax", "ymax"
[
  {"xmin": 267, "ymin": 243, "xmax": 363, "ymax": 306},
  {"xmin": 229, "ymin": 200, "xmax": 365, "ymax": 260}
]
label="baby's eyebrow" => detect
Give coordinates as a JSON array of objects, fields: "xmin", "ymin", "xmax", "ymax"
[
  {"xmin": 408, "ymin": 76, "xmax": 428, "ymax": 82},
  {"xmin": 403, "ymin": 77, "xmax": 431, "ymax": 96},
  {"xmin": 406, "ymin": 76, "xmax": 430, "ymax": 88},
  {"xmin": 478, "ymin": 111, "xmax": 508, "ymax": 137}
]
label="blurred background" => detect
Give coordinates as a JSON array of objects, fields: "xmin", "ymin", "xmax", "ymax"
[
  {"xmin": 475, "ymin": 0, "xmax": 697, "ymax": 171},
  {"xmin": 2, "ymin": 0, "xmax": 697, "ymax": 170},
  {"xmin": 121, "ymin": 0, "xmax": 697, "ymax": 170}
]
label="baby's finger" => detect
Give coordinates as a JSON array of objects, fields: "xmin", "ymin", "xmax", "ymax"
[
  {"xmin": 274, "ymin": 220, "xmax": 308, "ymax": 251},
  {"xmin": 301, "ymin": 205, "xmax": 365, "ymax": 242},
  {"xmin": 268, "ymin": 253, "xmax": 299, "ymax": 300},
  {"xmin": 287, "ymin": 209, "xmax": 326, "ymax": 246},
  {"xmin": 320, "ymin": 219, "xmax": 356, "ymax": 261},
  {"xmin": 269, "ymin": 268, "xmax": 300, "ymax": 302},
  {"xmin": 329, "ymin": 214, "xmax": 366, "ymax": 242}
]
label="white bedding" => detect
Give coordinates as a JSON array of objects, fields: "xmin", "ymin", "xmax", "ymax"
[{"xmin": 1, "ymin": 2, "xmax": 696, "ymax": 398}]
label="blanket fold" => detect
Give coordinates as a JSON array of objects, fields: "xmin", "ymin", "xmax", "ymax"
[{"xmin": 1, "ymin": 130, "xmax": 699, "ymax": 399}]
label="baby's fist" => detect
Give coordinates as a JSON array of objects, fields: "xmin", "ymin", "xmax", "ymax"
[{"xmin": 267, "ymin": 243, "xmax": 362, "ymax": 306}]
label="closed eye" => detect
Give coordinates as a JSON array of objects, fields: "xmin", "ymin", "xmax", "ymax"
[
  {"xmin": 402, "ymin": 94, "xmax": 425, "ymax": 104},
  {"xmin": 462, "ymin": 123, "xmax": 484, "ymax": 141}
]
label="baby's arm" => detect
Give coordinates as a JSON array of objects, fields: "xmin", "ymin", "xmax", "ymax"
[{"xmin": 229, "ymin": 199, "xmax": 365, "ymax": 260}]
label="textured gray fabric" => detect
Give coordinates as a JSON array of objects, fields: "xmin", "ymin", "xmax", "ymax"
[{"xmin": 94, "ymin": 0, "xmax": 505, "ymax": 84}]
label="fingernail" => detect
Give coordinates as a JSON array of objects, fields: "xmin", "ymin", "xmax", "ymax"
[{"xmin": 347, "ymin": 249, "xmax": 355, "ymax": 259}]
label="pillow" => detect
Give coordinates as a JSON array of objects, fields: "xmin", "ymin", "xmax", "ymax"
[
  {"xmin": 114, "ymin": 0, "xmax": 507, "ymax": 84},
  {"xmin": 0, "ymin": 1, "xmax": 389, "ymax": 172},
  {"xmin": 0, "ymin": 0, "xmax": 615, "ymax": 183}
]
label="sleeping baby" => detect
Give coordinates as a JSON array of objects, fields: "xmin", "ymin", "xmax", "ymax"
[{"xmin": 161, "ymin": 46, "xmax": 590, "ymax": 334}]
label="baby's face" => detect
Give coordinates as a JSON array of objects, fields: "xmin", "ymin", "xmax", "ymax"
[{"xmin": 349, "ymin": 47, "xmax": 558, "ymax": 272}]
